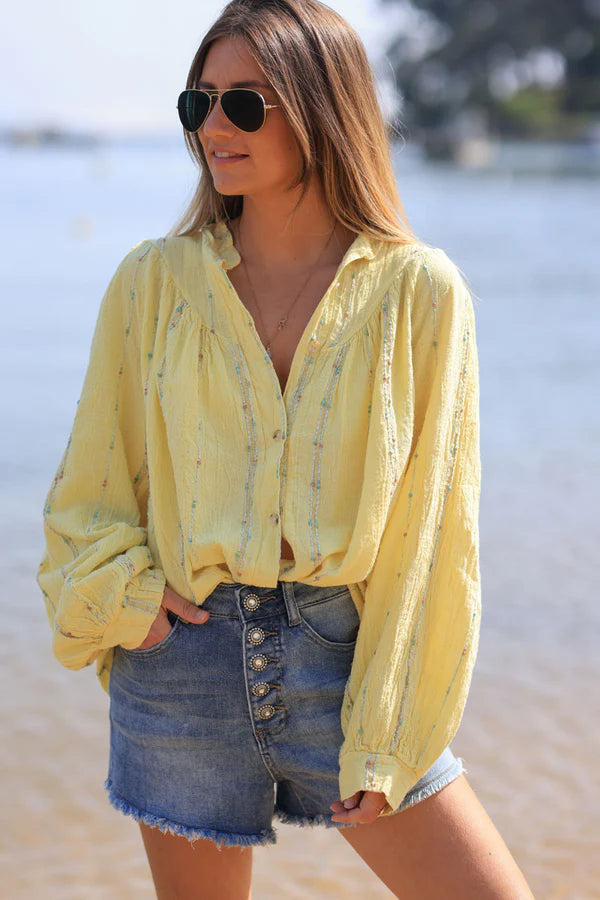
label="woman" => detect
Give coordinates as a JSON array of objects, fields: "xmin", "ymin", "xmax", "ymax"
[{"xmin": 37, "ymin": 0, "xmax": 535, "ymax": 897}]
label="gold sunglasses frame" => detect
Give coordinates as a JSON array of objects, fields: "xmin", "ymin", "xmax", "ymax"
[{"xmin": 177, "ymin": 88, "xmax": 280, "ymax": 134}]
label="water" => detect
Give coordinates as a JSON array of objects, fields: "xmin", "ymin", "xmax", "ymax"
[{"xmin": 2, "ymin": 139, "xmax": 599, "ymax": 898}]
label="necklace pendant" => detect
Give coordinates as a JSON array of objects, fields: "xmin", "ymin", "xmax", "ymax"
[{"xmin": 277, "ymin": 316, "xmax": 288, "ymax": 329}]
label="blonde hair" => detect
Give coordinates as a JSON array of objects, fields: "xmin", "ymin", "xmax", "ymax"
[{"xmin": 167, "ymin": 0, "xmax": 418, "ymax": 245}]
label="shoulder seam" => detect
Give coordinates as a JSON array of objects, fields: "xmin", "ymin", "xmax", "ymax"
[{"xmin": 144, "ymin": 237, "xmax": 197, "ymax": 311}]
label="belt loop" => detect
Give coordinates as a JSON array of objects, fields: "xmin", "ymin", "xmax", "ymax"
[{"xmin": 281, "ymin": 581, "xmax": 301, "ymax": 626}]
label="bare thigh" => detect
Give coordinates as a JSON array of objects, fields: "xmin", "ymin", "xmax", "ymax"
[
  {"xmin": 139, "ymin": 822, "xmax": 253, "ymax": 900},
  {"xmin": 338, "ymin": 775, "xmax": 535, "ymax": 899}
]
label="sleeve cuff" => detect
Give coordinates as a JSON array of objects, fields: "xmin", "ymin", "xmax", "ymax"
[
  {"xmin": 338, "ymin": 750, "xmax": 424, "ymax": 816},
  {"xmin": 100, "ymin": 566, "xmax": 166, "ymax": 650}
]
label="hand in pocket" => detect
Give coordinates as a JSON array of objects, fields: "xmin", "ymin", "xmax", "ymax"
[{"xmin": 132, "ymin": 585, "xmax": 211, "ymax": 650}]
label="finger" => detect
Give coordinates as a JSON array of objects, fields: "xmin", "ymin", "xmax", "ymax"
[
  {"xmin": 329, "ymin": 800, "xmax": 347, "ymax": 814},
  {"xmin": 342, "ymin": 791, "xmax": 362, "ymax": 809},
  {"xmin": 329, "ymin": 790, "xmax": 361, "ymax": 815},
  {"xmin": 331, "ymin": 793, "xmax": 362, "ymax": 817},
  {"xmin": 330, "ymin": 792, "xmax": 384, "ymax": 825},
  {"xmin": 330, "ymin": 803, "xmax": 379, "ymax": 825},
  {"xmin": 134, "ymin": 609, "xmax": 171, "ymax": 649},
  {"xmin": 331, "ymin": 807, "xmax": 372, "ymax": 825},
  {"xmin": 330, "ymin": 789, "xmax": 364, "ymax": 810},
  {"xmin": 162, "ymin": 586, "xmax": 210, "ymax": 624}
]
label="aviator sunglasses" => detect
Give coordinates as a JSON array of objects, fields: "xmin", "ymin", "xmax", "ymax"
[{"xmin": 177, "ymin": 88, "xmax": 279, "ymax": 134}]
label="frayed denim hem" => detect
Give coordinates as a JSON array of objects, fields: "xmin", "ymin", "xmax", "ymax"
[
  {"xmin": 103, "ymin": 778, "xmax": 277, "ymax": 849},
  {"xmin": 389, "ymin": 757, "xmax": 468, "ymax": 816},
  {"xmin": 274, "ymin": 809, "xmax": 354, "ymax": 829}
]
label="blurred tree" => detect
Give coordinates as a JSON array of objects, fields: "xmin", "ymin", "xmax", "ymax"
[{"xmin": 383, "ymin": 0, "xmax": 600, "ymax": 140}]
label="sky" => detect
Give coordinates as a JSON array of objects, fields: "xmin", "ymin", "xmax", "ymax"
[{"xmin": 1, "ymin": 0, "xmax": 413, "ymax": 136}]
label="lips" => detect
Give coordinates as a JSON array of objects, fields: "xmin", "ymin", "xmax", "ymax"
[{"xmin": 212, "ymin": 150, "xmax": 249, "ymax": 158}]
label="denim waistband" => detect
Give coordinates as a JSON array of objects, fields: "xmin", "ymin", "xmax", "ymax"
[{"xmin": 198, "ymin": 580, "xmax": 353, "ymax": 627}]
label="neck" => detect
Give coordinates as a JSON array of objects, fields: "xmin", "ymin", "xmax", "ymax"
[{"xmin": 231, "ymin": 177, "xmax": 354, "ymax": 273}]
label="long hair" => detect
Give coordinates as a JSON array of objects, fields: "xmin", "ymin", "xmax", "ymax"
[{"xmin": 167, "ymin": 0, "xmax": 418, "ymax": 245}]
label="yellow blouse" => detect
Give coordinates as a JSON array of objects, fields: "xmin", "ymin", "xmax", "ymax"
[{"xmin": 37, "ymin": 220, "xmax": 481, "ymax": 815}]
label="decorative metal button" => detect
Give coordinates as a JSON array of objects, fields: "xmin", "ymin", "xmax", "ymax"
[
  {"xmin": 258, "ymin": 704, "xmax": 276, "ymax": 719},
  {"xmin": 243, "ymin": 592, "xmax": 261, "ymax": 610},
  {"xmin": 249, "ymin": 654, "xmax": 268, "ymax": 671},
  {"xmin": 248, "ymin": 627, "xmax": 266, "ymax": 645},
  {"xmin": 269, "ymin": 512, "xmax": 280, "ymax": 525},
  {"xmin": 252, "ymin": 681, "xmax": 271, "ymax": 697},
  {"xmin": 243, "ymin": 592, "xmax": 276, "ymax": 610}
]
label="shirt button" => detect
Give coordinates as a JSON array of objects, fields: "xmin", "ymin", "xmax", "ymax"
[
  {"xmin": 269, "ymin": 513, "xmax": 280, "ymax": 525},
  {"xmin": 272, "ymin": 429, "xmax": 283, "ymax": 440}
]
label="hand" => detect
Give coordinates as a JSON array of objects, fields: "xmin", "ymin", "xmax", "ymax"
[
  {"xmin": 329, "ymin": 790, "xmax": 389, "ymax": 825},
  {"xmin": 132, "ymin": 585, "xmax": 210, "ymax": 650}
]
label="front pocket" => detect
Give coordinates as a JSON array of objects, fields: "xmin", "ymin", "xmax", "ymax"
[
  {"xmin": 298, "ymin": 588, "xmax": 360, "ymax": 651},
  {"xmin": 120, "ymin": 609, "xmax": 182, "ymax": 657}
]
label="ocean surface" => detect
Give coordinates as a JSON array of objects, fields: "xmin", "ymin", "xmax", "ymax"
[{"xmin": 1, "ymin": 138, "xmax": 598, "ymax": 898}]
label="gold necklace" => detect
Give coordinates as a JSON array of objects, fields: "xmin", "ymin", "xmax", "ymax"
[{"xmin": 237, "ymin": 220, "xmax": 337, "ymax": 359}]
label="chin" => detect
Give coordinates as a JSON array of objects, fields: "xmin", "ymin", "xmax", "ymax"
[
  {"xmin": 214, "ymin": 184, "xmax": 247, "ymax": 196},
  {"xmin": 211, "ymin": 175, "xmax": 250, "ymax": 196}
]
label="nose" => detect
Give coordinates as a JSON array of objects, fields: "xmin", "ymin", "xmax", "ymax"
[{"xmin": 202, "ymin": 95, "xmax": 236, "ymax": 138}]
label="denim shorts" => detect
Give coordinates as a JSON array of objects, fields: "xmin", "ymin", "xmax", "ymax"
[{"xmin": 104, "ymin": 580, "xmax": 465, "ymax": 849}]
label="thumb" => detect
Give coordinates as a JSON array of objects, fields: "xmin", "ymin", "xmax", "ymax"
[{"xmin": 162, "ymin": 586, "xmax": 210, "ymax": 624}]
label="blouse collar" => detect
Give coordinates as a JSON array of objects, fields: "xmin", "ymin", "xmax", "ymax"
[{"xmin": 204, "ymin": 219, "xmax": 378, "ymax": 273}]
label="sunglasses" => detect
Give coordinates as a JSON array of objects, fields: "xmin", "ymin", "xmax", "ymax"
[{"xmin": 177, "ymin": 88, "xmax": 279, "ymax": 134}]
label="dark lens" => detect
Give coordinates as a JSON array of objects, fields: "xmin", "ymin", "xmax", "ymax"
[
  {"xmin": 177, "ymin": 90, "xmax": 211, "ymax": 132},
  {"xmin": 221, "ymin": 89, "xmax": 265, "ymax": 132}
]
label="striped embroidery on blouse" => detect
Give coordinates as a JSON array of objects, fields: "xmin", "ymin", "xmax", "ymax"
[
  {"xmin": 88, "ymin": 242, "xmax": 154, "ymax": 535},
  {"xmin": 132, "ymin": 295, "xmax": 162, "ymax": 497},
  {"xmin": 328, "ymin": 269, "xmax": 356, "ymax": 347},
  {"xmin": 189, "ymin": 325, "xmax": 206, "ymax": 545},
  {"xmin": 381, "ymin": 291, "xmax": 402, "ymax": 498},
  {"xmin": 43, "ymin": 436, "xmax": 78, "ymax": 560},
  {"xmin": 232, "ymin": 342, "xmax": 260, "ymax": 579},
  {"xmin": 364, "ymin": 322, "xmax": 374, "ymax": 420},
  {"xmin": 277, "ymin": 343, "xmax": 318, "ymax": 549},
  {"xmin": 308, "ymin": 342, "xmax": 349, "ymax": 575}
]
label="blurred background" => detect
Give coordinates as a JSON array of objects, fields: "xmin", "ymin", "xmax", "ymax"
[{"xmin": 1, "ymin": 1, "xmax": 599, "ymax": 897}]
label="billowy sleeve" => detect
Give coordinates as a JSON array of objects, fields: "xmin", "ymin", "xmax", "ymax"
[
  {"xmin": 36, "ymin": 241, "xmax": 166, "ymax": 671},
  {"xmin": 338, "ymin": 247, "xmax": 481, "ymax": 814}
]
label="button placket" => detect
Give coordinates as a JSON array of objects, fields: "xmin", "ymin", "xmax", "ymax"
[{"xmin": 241, "ymin": 590, "xmax": 287, "ymax": 726}]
